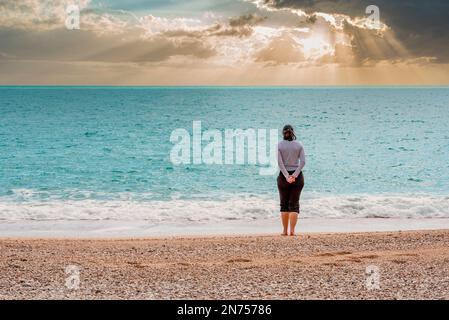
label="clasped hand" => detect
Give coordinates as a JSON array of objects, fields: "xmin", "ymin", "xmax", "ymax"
[{"xmin": 287, "ymin": 176, "xmax": 296, "ymax": 184}]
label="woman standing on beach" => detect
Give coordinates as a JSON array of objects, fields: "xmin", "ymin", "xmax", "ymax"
[{"xmin": 278, "ymin": 125, "xmax": 306, "ymax": 236}]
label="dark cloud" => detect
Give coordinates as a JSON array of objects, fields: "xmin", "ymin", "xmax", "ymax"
[
  {"xmin": 162, "ymin": 14, "xmax": 267, "ymax": 39},
  {"xmin": 160, "ymin": 14, "xmax": 267, "ymax": 40},
  {"xmin": 162, "ymin": 23, "xmax": 254, "ymax": 39},
  {"xmin": 229, "ymin": 14, "xmax": 267, "ymax": 27},
  {"xmin": 212, "ymin": 26, "xmax": 254, "ymax": 37},
  {"xmin": 259, "ymin": 0, "xmax": 449, "ymax": 62}
]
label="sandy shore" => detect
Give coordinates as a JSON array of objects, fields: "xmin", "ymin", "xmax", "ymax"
[
  {"xmin": 4, "ymin": 218, "xmax": 449, "ymax": 238},
  {"xmin": 1, "ymin": 230, "xmax": 449, "ymax": 300}
]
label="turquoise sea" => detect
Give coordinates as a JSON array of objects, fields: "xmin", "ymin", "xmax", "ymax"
[{"xmin": 1, "ymin": 87, "xmax": 449, "ymax": 222}]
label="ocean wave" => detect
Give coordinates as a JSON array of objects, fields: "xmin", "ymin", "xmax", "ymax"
[{"xmin": 0, "ymin": 193, "xmax": 448, "ymax": 222}]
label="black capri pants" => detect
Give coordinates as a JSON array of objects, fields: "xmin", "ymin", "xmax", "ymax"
[{"xmin": 277, "ymin": 171, "xmax": 304, "ymax": 213}]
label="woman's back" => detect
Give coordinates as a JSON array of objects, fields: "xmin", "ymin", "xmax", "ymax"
[
  {"xmin": 278, "ymin": 140, "xmax": 304, "ymax": 171},
  {"xmin": 277, "ymin": 125, "xmax": 306, "ymax": 236}
]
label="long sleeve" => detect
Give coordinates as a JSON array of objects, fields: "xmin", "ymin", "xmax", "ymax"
[
  {"xmin": 278, "ymin": 149, "xmax": 290, "ymax": 179},
  {"xmin": 292, "ymin": 145, "xmax": 306, "ymax": 178}
]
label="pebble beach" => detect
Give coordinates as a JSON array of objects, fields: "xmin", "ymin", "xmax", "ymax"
[{"xmin": 1, "ymin": 230, "xmax": 449, "ymax": 300}]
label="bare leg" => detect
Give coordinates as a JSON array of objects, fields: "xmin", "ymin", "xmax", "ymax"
[
  {"xmin": 289, "ymin": 213, "xmax": 298, "ymax": 236},
  {"xmin": 281, "ymin": 213, "xmax": 289, "ymax": 236}
]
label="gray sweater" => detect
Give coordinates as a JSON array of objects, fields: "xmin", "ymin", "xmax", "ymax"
[{"xmin": 278, "ymin": 140, "xmax": 306, "ymax": 179}]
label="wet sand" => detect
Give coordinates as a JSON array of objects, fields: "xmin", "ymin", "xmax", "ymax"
[{"xmin": 1, "ymin": 230, "xmax": 449, "ymax": 300}]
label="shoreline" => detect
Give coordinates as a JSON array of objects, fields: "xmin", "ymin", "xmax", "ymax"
[
  {"xmin": 2, "ymin": 228, "xmax": 449, "ymax": 242},
  {"xmin": 1, "ymin": 229, "xmax": 449, "ymax": 299},
  {"xmin": 2, "ymin": 218, "xmax": 449, "ymax": 239}
]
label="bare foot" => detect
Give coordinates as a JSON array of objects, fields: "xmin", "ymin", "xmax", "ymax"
[
  {"xmin": 281, "ymin": 231, "xmax": 288, "ymax": 236},
  {"xmin": 290, "ymin": 232, "xmax": 296, "ymax": 236}
]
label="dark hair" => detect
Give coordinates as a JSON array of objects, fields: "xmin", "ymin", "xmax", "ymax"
[{"xmin": 283, "ymin": 125, "xmax": 296, "ymax": 141}]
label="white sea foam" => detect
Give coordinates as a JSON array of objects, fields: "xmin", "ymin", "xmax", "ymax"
[{"xmin": 0, "ymin": 193, "xmax": 448, "ymax": 222}]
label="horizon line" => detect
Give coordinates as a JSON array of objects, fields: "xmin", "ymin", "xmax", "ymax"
[{"xmin": 1, "ymin": 85, "xmax": 449, "ymax": 88}]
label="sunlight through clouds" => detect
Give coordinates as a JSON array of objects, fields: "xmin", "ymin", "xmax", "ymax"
[{"xmin": 0, "ymin": 0, "xmax": 448, "ymax": 84}]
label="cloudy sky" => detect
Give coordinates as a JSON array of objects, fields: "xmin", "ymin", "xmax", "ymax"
[{"xmin": 1, "ymin": 0, "xmax": 449, "ymax": 85}]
